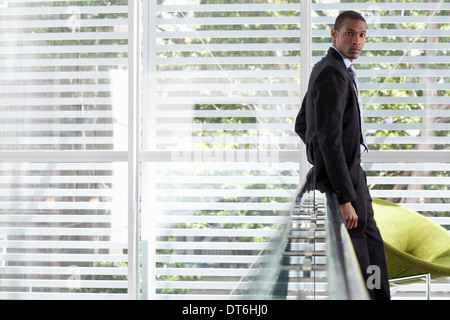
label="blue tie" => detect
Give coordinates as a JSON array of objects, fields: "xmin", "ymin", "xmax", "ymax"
[{"xmin": 348, "ymin": 65, "xmax": 368, "ymax": 153}]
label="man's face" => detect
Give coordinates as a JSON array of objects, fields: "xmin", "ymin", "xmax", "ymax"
[{"xmin": 331, "ymin": 19, "xmax": 366, "ymax": 61}]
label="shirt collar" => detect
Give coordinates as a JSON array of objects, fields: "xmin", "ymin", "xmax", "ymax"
[{"xmin": 331, "ymin": 46, "xmax": 353, "ymax": 69}]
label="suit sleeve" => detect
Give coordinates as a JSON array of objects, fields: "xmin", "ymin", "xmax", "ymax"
[
  {"xmin": 314, "ymin": 66, "xmax": 357, "ymax": 204},
  {"xmin": 295, "ymin": 93, "xmax": 307, "ymax": 144}
]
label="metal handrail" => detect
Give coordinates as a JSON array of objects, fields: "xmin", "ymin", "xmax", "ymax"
[{"xmin": 325, "ymin": 190, "xmax": 370, "ymax": 300}]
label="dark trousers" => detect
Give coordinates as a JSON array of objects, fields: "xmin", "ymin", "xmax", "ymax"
[{"xmin": 348, "ymin": 166, "xmax": 390, "ymax": 300}]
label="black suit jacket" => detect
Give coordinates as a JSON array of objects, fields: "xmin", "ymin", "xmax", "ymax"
[{"xmin": 295, "ymin": 48, "xmax": 363, "ymax": 204}]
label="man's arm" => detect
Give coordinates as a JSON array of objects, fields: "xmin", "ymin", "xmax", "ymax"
[
  {"xmin": 295, "ymin": 94, "xmax": 307, "ymax": 144},
  {"xmin": 314, "ymin": 66, "xmax": 357, "ymax": 204}
]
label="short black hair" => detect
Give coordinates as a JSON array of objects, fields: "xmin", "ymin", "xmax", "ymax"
[{"xmin": 334, "ymin": 10, "xmax": 366, "ymax": 30}]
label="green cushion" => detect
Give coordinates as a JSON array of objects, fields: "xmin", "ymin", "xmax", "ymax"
[{"xmin": 372, "ymin": 198, "xmax": 450, "ymax": 280}]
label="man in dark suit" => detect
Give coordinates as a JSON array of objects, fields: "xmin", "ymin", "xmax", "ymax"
[{"xmin": 295, "ymin": 11, "xmax": 390, "ymax": 300}]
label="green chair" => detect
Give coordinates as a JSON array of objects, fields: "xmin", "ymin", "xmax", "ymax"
[{"xmin": 372, "ymin": 198, "xmax": 450, "ymax": 281}]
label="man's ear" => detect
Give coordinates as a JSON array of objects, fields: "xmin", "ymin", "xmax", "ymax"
[{"xmin": 331, "ymin": 28, "xmax": 337, "ymax": 44}]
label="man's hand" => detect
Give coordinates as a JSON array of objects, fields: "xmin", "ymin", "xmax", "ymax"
[{"xmin": 339, "ymin": 202, "xmax": 358, "ymax": 229}]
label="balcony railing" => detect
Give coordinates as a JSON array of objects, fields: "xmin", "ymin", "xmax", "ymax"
[{"xmin": 232, "ymin": 168, "xmax": 369, "ymax": 300}]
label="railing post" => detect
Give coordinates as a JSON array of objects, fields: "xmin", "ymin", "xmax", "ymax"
[{"xmin": 128, "ymin": 0, "xmax": 141, "ymax": 300}]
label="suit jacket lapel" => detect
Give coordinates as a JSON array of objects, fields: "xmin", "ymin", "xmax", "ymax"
[{"xmin": 327, "ymin": 48, "xmax": 358, "ymax": 102}]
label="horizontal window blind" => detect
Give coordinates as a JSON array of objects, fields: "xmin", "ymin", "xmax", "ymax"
[
  {"xmin": 0, "ymin": 1, "xmax": 129, "ymax": 299},
  {"xmin": 0, "ymin": 162, "xmax": 128, "ymax": 299},
  {"xmin": 140, "ymin": 0, "xmax": 301, "ymax": 299},
  {"xmin": 0, "ymin": 0, "xmax": 128, "ymax": 151}
]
